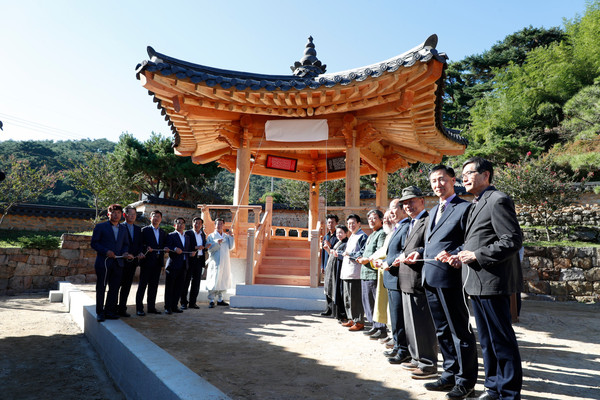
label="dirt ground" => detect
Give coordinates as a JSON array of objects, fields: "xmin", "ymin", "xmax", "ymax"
[
  {"xmin": 0, "ymin": 294, "xmax": 124, "ymax": 400},
  {"xmin": 2, "ymin": 286, "xmax": 600, "ymax": 400}
]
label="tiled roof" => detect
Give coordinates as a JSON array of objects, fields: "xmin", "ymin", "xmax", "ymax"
[
  {"xmin": 136, "ymin": 35, "xmax": 445, "ymax": 92},
  {"xmin": 1, "ymin": 204, "xmax": 96, "ymax": 220}
]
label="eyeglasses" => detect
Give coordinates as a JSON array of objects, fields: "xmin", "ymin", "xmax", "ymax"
[{"xmin": 462, "ymin": 170, "xmax": 479, "ymax": 178}]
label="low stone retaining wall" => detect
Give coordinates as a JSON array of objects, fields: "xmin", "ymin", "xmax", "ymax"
[
  {"xmin": 0, "ymin": 234, "xmax": 96, "ymax": 295},
  {"xmin": 522, "ymin": 246, "xmax": 600, "ymax": 302}
]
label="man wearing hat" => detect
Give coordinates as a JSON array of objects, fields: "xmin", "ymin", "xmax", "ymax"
[{"xmin": 395, "ymin": 186, "xmax": 438, "ymax": 381}]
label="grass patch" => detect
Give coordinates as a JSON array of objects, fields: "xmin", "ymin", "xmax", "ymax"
[{"xmin": 524, "ymin": 240, "xmax": 600, "ymax": 248}]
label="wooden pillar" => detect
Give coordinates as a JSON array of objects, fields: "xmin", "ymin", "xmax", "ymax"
[
  {"xmin": 308, "ymin": 183, "xmax": 319, "ymax": 230},
  {"xmin": 233, "ymin": 147, "xmax": 250, "ymax": 223},
  {"xmin": 345, "ymin": 146, "xmax": 360, "ymax": 208},
  {"xmin": 375, "ymin": 168, "xmax": 388, "ymax": 209}
]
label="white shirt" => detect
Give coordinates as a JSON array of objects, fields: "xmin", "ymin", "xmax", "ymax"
[{"xmin": 193, "ymin": 230, "xmax": 204, "ymax": 255}]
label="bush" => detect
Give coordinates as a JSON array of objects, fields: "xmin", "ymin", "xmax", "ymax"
[{"xmin": 17, "ymin": 234, "xmax": 61, "ymax": 250}]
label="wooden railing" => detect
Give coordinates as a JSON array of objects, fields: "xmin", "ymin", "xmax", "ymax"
[
  {"xmin": 246, "ymin": 197, "xmax": 273, "ymax": 284},
  {"xmin": 270, "ymin": 226, "xmax": 310, "ymax": 239}
]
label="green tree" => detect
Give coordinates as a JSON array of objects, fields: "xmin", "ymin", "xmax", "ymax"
[
  {"xmin": 0, "ymin": 157, "xmax": 57, "ymax": 227},
  {"xmin": 444, "ymin": 26, "xmax": 565, "ymax": 129},
  {"xmin": 495, "ymin": 155, "xmax": 585, "ymax": 241},
  {"xmin": 276, "ymin": 179, "xmax": 310, "ymax": 210},
  {"xmin": 64, "ymin": 153, "xmax": 140, "ymax": 221},
  {"xmin": 113, "ymin": 133, "xmax": 220, "ymax": 203},
  {"xmin": 388, "ymin": 163, "xmax": 433, "ymax": 197}
]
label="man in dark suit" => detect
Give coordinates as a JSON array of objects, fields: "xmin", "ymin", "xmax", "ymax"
[
  {"xmin": 445, "ymin": 157, "xmax": 523, "ymax": 400},
  {"xmin": 394, "ymin": 186, "xmax": 438, "ymax": 380},
  {"xmin": 164, "ymin": 217, "xmax": 195, "ymax": 314},
  {"xmin": 181, "ymin": 216, "xmax": 209, "ymax": 310},
  {"xmin": 136, "ymin": 210, "xmax": 168, "ymax": 316},
  {"xmin": 420, "ymin": 166, "xmax": 478, "ymax": 398},
  {"xmin": 374, "ymin": 198, "xmax": 410, "ymax": 364},
  {"xmin": 117, "ymin": 206, "xmax": 144, "ymax": 317},
  {"xmin": 90, "ymin": 204, "xmax": 132, "ymax": 322}
]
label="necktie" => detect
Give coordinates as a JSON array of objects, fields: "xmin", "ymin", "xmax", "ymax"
[{"xmin": 435, "ymin": 202, "xmax": 446, "ymax": 225}]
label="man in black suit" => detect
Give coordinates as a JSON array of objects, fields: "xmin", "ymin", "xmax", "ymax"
[
  {"xmin": 394, "ymin": 186, "xmax": 438, "ymax": 380},
  {"xmin": 374, "ymin": 198, "xmax": 410, "ymax": 364},
  {"xmin": 136, "ymin": 210, "xmax": 168, "ymax": 316},
  {"xmin": 181, "ymin": 216, "xmax": 209, "ymax": 310},
  {"xmin": 445, "ymin": 157, "xmax": 523, "ymax": 400},
  {"xmin": 90, "ymin": 204, "xmax": 132, "ymax": 322},
  {"xmin": 420, "ymin": 166, "xmax": 478, "ymax": 398},
  {"xmin": 117, "ymin": 206, "xmax": 144, "ymax": 317},
  {"xmin": 164, "ymin": 217, "xmax": 195, "ymax": 314}
]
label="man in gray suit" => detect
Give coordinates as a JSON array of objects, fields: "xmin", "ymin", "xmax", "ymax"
[
  {"xmin": 420, "ymin": 165, "xmax": 478, "ymax": 398},
  {"xmin": 394, "ymin": 186, "xmax": 438, "ymax": 380},
  {"xmin": 444, "ymin": 157, "xmax": 523, "ymax": 400}
]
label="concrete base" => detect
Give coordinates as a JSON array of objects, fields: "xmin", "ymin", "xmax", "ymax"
[
  {"xmin": 230, "ymin": 284, "xmax": 326, "ymax": 311},
  {"xmin": 55, "ymin": 282, "xmax": 230, "ymax": 400},
  {"xmin": 48, "ymin": 290, "xmax": 62, "ymax": 302}
]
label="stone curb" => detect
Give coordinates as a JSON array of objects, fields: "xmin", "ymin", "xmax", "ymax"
[{"xmin": 57, "ymin": 282, "xmax": 230, "ymax": 400}]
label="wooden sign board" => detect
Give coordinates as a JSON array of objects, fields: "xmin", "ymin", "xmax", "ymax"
[{"xmin": 266, "ymin": 155, "xmax": 297, "ymax": 172}]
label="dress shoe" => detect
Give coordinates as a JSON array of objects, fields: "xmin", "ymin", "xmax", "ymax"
[
  {"xmin": 411, "ymin": 368, "xmax": 438, "ymax": 380},
  {"xmin": 96, "ymin": 313, "xmax": 105, "ymax": 322},
  {"xmin": 164, "ymin": 309, "xmax": 172, "ymax": 315},
  {"xmin": 341, "ymin": 320, "xmax": 354, "ymax": 327},
  {"xmin": 320, "ymin": 310, "xmax": 332, "ymax": 316},
  {"xmin": 370, "ymin": 330, "xmax": 388, "ymax": 340},
  {"xmin": 400, "ymin": 361, "xmax": 418, "ymax": 370},
  {"xmin": 104, "ymin": 313, "xmax": 120, "ymax": 320},
  {"xmin": 208, "ymin": 302, "xmax": 215, "ymax": 308},
  {"xmin": 217, "ymin": 300, "xmax": 229, "ymax": 306},
  {"xmin": 174, "ymin": 308, "xmax": 183, "ymax": 313},
  {"xmin": 424, "ymin": 377, "xmax": 455, "ymax": 392},
  {"xmin": 383, "ymin": 349, "xmax": 397, "ymax": 358},
  {"xmin": 180, "ymin": 304, "xmax": 188, "ymax": 310},
  {"xmin": 363, "ymin": 327, "xmax": 378, "ymax": 336},
  {"xmin": 388, "ymin": 353, "xmax": 411, "ymax": 364},
  {"xmin": 348, "ymin": 323, "xmax": 364, "ymax": 331},
  {"xmin": 148, "ymin": 309, "xmax": 161, "ymax": 314},
  {"xmin": 445, "ymin": 385, "xmax": 474, "ymax": 399},
  {"xmin": 467, "ymin": 392, "xmax": 499, "ymax": 400},
  {"xmin": 118, "ymin": 311, "xmax": 131, "ymax": 318},
  {"xmin": 136, "ymin": 311, "xmax": 146, "ymax": 316},
  {"xmin": 189, "ymin": 304, "xmax": 200, "ymax": 309}
]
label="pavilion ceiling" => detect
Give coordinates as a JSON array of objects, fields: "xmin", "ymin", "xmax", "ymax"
[{"xmin": 135, "ymin": 34, "xmax": 467, "ymax": 182}]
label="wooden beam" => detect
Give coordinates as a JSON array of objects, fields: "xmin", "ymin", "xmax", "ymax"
[
  {"xmin": 191, "ymin": 147, "xmax": 231, "ymax": 164},
  {"xmin": 360, "ymin": 147, "xmax": 384, "ymax": 171},
  {"xmin": 248, "ymin": 137, "xmax": 347, "ymax": 150}
]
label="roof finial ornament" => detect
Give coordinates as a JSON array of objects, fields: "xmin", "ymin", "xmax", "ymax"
[{"xmin": 291, "ymin": 36, "xmax": 327, "ymax": 78}]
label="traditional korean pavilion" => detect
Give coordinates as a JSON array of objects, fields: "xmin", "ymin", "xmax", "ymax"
[{"xmin": 135, "ymin": 34, "xmax": 467, "ymax": 287}]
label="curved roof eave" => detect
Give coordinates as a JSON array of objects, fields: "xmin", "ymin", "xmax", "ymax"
[{"xmin": 136, "ymin": 34, "xmax": 448, "ymax": 91}]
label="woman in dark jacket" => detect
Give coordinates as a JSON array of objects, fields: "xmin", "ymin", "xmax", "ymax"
[{"xmin": 324, "ymin": 224, "xmax": 349, "ymax": 322}]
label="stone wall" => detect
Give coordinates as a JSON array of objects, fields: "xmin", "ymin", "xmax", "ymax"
[
  {"xmin": 0, "ymin": 234, "xmax": 96, "ymax": 295},
  {"xmin": 522, "ymin": 246, "xmax": 600, "ymax": 302}
]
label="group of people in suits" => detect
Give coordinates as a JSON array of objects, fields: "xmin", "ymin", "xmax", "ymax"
[
  {"xmin": 91, "ymin": 207, "xmax": 236, "ymax": 321},
  {"xmin": 320, "ymin": 157, "xmax": 523, "ymax": 400}
]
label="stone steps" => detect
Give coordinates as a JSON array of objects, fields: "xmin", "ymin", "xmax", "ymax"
[{"xmin": 230, "ymin": 284, "xmax": 325, "ymax": 310}]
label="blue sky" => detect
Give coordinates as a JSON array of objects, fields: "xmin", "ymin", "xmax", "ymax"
[{"xmin": 0, "ymin": 0, "xmax": 590, "ymax": 143}]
